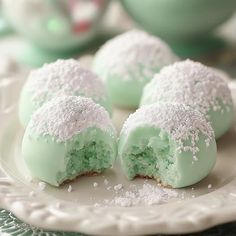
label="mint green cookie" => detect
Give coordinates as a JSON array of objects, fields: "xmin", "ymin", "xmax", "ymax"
[
  {"xmin": 119, "ymin": 103, "xmax": 216, "ymax": 188},
  {"xmin": 22, "ymin": 96, "xmax": 117, "ymax": 186},
  {"xmin": 19, "ymin": 59, "xmax": 112, "ymax": 127},
  {"xmin": 141, "ymin": 60, "xmax": 234, "ymax": 139},
  {"xmin": 93, "ymin": 29, "xmax": 178, "ymax": 108}
]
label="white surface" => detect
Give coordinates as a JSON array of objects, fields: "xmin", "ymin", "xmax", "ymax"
[{"xmin": 0, "ymin": 63, "xmax": 235, "ymax": 235}]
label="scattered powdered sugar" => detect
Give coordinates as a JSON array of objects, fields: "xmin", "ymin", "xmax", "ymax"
[
  {"xmin": 208, "ymin": 184, "xmax": 212, "ymax": 189},
  {"xmin": 93, "ymin": 182, "xmax": 98, "ymax": 187},
  {"xmin": 29, "ymin": 191, "xmax": 35, "ymax": 197},
  {"xmin": 68, "ymin": 185, "xmax": 73, "ymax": 192},
  {"xmin": 142, "ymin": 59, "xmax": 233, "ymax": 115},
  {"xmin": 104, "ymin": 179, "xmax": 109, "ymax": 185},
  {"xmin": 26, "ymin": 59, "xmax": 106, "ymax": 107},
  {"xmin": 38, "ymin": 182, "xmax": 46, "ymax": 191},
  {"xmin": 108, "ymin": 183, "xmax": 178, "ymax": 207},
  {"xmin": 121, "ymin": 103, "xmax": 214, "ymax": 156},
  {"xmin": 27, "ymin": 96, "xmax": 115, "ymax": 142},
  {"xmin": 114, "ymin": 184, "xmax": 123, "ymax": 191},
  {"xmin": 93, "ymin": 29, "xmax": 178, "ymax": 81}
]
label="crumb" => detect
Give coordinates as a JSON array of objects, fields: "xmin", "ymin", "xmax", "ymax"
[
  {"xmin": 93, "ymin": 182, "xmax": 98, "ymax": 187},
  {"xmin": 208, "ymin": 184, "xmax": 212, "ymax": 189},
  {"xmin": 94, "ymin": 203, "xmax": 101, "ymax": 207},
  {"xmin": 29, "ymin": 191, "xmax": 35, "ymax": 197},
  {"xmin": 68, "ymin": 185, "xmax": 73, "ymax": 192},
  {"xmin": 38, "ymin": 182, "xmax": 46, "ymax": 191},
  {"xmin": 56, "ymin": 202, "xmax": 61, "ymax": 208},
  {"xmin": 114, "ymin": 184, "xmax": 123, "ymax": 191},
  {"xmin": 104, "ymin": 179, "xmax": 109, "ymax": 185}
]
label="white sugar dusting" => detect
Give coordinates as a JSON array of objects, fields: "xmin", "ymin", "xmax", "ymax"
[
  {"xmin": 121, "ymin": 103, "xmax": 214, "ymax": 156},
  {"xmin": 68, "ymin": 185, "xmax": 73, "ymax": 193},
  {"xmin": 27, "ymin": 96, "xmax": 115, "ymax": 142},
  {"xmin": 26, "ymin": 59, "xmax": 106, "ymax": 107},
  {"xmin": 114, "ymin": 184, "xmax": 123, "ymax": 191},
  {"xmin": 142, "ymin": 60, "xmax": 233, "ymax": 115},
  {"xmin": 38, "ymin": 182, "xmax": 46, "ymax": 191},
  {"xmin": 108, "ymin": 183, "xmax": 178, "ymax": 207},
  {"xmin": 208, "ymin": 184, "xmax": 212, "ymax": 189},
  {"xmin": 93, "ymin": 29, "xmax": 178, "ymax": 81}
]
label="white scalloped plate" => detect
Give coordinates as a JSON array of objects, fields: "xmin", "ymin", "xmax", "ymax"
[{"xmin": 1, "ymin": 75, "xmax": 236, "ymax": 236}]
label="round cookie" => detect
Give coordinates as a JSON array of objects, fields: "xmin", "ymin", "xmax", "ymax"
[
  {"xmin": 93, "ymin": 29, "xmax": 178, "ymax": 108},
  {"xmin": 141, "ymin": 60, "xmax": 234, "ymax": 139},
  {"xmin": 19, "ymin": 59, "xmax": 112, "ymax": 127},
  {"xmin": 22, "ymin": 96, "xmax": 117, "ymax": 186},
  {"xmin": 119, "ymin": 103, "xmax": 216, "ymax": 188}
]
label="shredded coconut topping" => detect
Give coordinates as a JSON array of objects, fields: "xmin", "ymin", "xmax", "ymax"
[
  {"xmin": 121, "ymin": 103, "xmax": 214, "ymax": 155},
  {"xmin": 142, "ymin": 59, "xmax": 233, "ymax": 115},
  {"xmin": 108, "ymin": 183, "xmax": 178, "ymax": 207},
  {"xmin": 27, "ymin": 96, "xmax": 115, "ymax": 142},
  {"xmin": 26, "ymin": 59, "xmax": 106, "ymax": 107},
  {"xmin": 93, "ymin": 29, "xmax": 178, "ymax": 81}
]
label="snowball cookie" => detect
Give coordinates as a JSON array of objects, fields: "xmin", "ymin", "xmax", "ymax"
[
  {"xmin": 93, "ymin": 29, "xmax": 178, "ymax": 108},
  {"xmin": 19, "ymin": 59, "xmax": 112, "ymax": 127},
  {"xmin": 141, "ymin": 60, "xmax": 234, "ymax": 139},
  {"xmin": 119, "ymin": 103, "xmax": 216, "ymax": 188},
  {"xmin": 22, "ymin": 96, "xmax": 117, "ymax": 186}
]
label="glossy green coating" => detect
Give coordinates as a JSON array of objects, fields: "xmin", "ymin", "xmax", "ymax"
[
  {"xmin": 102, "ymin": 68, "xmax": 160, "ymax": 109},
  {"xmin": 22, "ymin": 127, "xmax": 117, "ymax": 186},
  {"xmin": 119, "ymin": 126, "xmax": 216, "ymax": 188},
  {"xmin": 121, "ymin": 0, "xmax": 236, "ymax": 40}
]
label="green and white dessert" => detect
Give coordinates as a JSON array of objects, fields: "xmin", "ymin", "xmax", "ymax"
[
  {"xmin": 119, "ymin": 103, "xmax": 216, "ymax": 188},
  {"xmin": 93, "ymin": 29, "xmax": 178, "ymax": 108},
  {"xmin": 141, "ymin": 60, "xmax": 234, "ymax": 139},
  {"xmin": 22, "ymin": 96, "xmax": 117, "ymax": 187},
  {"xmin": 19, "ymin": 59, "xmax": 112, "ymax": 127}
]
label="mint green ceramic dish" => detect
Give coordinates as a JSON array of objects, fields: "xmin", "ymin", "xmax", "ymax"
[{"xmin": 121, "ymin": 0, "xmax": 236, "ymax": 40}]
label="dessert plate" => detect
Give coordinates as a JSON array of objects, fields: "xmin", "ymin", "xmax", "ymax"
[{"xmin": 0, "ymin": 74, "xmax": 236, "ymax": 236}]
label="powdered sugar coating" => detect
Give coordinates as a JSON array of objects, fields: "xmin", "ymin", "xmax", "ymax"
[
  {"xmin": 93, "ymin": 29, "xmax": 178, "ymax": 81},
  {"xmin": 121, "ymin": 103, "xmax": 214, "ymax": 155},
  {"xmin": 27, "ymin": 96, "xmax": 115, "ymax": 142},
  {"xmin": 26, "ymin": 59, "xmax": 107, "ymax": 107},
  {"xmin": 141, "ymin": 59, "xmax": 233, "ymax": 115},
  {"xmin": 108, "ymin": 183, "xmax": 178, "ymax": 207}
]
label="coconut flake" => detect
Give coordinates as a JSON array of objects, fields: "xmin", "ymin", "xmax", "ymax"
[
  {"xmin": 93, "ymin": 29, "xmax": 178, "ymax": 81},
  {"xmin": 142, "ymin": 59, "xmax": 233, "ymax": 116},
  {"xmin": 27, "ymin": 96, "xmax": 115, "ymax": 142},
  {"xmin": 26, "ymin": 59, "xmax": 106, "ymax": 107},
  {"xmin": 121, "ymin": 103, "xmax": 214, "ymax": 156}
]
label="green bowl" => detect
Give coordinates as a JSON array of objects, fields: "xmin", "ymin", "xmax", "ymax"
[{"xmin": 121, "ymin": 0, "xmax": 236, "ymax": 40}]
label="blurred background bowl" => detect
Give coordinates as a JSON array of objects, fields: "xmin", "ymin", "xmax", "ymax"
[
  {"xmin": 2, "ymin": 0, "xmax": 109, "ymax": 52},
  {"xmin": 121, "ymin": 0, "xmax": 236, "ymax": 41}
]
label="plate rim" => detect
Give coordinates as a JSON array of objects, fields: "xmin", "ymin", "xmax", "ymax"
[{"xmin": 1, "ymin": 74, "xmax": 236, "ymax": 236}]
